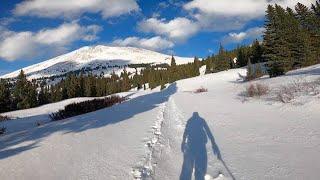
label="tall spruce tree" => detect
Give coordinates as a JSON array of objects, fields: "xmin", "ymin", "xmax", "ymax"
[
  {"xmin": 121, "ymin": 69, "xmax": 131, "ymax": 91},
  {"xmin": 236, "ymin": 47, "xmax": 247, "ymax": 67},
  {"xmin": 38, "ymin": 85, "xmax": 49, "ymax": 105},
  {"xmin": 0, "ymin": 80, "xmax": 11, "ymax": 113},
  {"xmin": 13, "ymin": 70, "xmax": 29, "ymax": 109},
  {"xmin": 215, "ymin": 44, "xmax": 230, "ymax": 71},
  {"xmin": 170, "ymin": 55, "xmax": 176, "ymax": 67},
  {"xmin": 251, "ymin": 39, "xmax": 264, "ymax": 64},
  {"xmin": 295, "ymin": 3, "xmax": 317, "ymax": 66},
  {"xmin": 263, "ymin": 5, "xmax": 277, "ymax": 63}
]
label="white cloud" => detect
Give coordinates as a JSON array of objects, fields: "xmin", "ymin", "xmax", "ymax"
[
  {"xmin": 0, "ymin": 22, "xmax": 102, "ymax": 61},
  {"xmin": 112, "ymin": 36, "xmax": 174, "ymax": 51},
  {"xmin": 184, "ymin": 0, "xmax": 314, "ymax": 17},
  {"xmin": 0, "ymin": 17, "xmax": 18, "ymax": 26},
  {"xmin": 137, "ymin": 0, "xmax": 314, "ymax": 42},
  {"xmin": 223, "ymin": 27, "xmax": 265, "ymax": 44},
  {"xmin": 13, "ymin": 0, "xmax": 139, "ymax": 19},
  {"xmin": 184, "ymin": 0, "xmax": 315, "ymax": 31},
  {"xmin": 138, "ymin": 17, "xmax": 199, "ymax": 42}
]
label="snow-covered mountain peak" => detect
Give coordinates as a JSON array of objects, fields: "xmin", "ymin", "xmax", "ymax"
[{"xmin": 1, "ymin": 45, "xmax": 194, "ymax": 79}]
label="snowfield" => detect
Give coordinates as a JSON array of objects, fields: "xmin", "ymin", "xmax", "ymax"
[{"xmin": 1, "ymin": 65, "xmax": 320, "ymax": 180}]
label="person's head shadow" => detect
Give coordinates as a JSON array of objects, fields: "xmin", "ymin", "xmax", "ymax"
[{"xmin": 180, "ymin": 112, "xmax": 234, "ymax": 180}]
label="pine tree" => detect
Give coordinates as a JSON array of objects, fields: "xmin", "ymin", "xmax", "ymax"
[
  {"xmin": 251, "ymin": 39, "xmax": 264, "ymax": 64},
  {"xmin": 246, "ymin": 58, "xmax": 255, "ymax": 81},
  {"xmin": 170, "ymin": 55, "xmax": 176, "ymax": 67},
  {"xmin": 311, "ymin": 0, "xmax": 320, "ymax": 62},
  {"xmin": 79, "ymin": 73, "xmax": 85, "ymax": 97},
  {"xmin": 13, "ymin": 70, "xmax": 29, "ymax": 109},
  {"xmin": 215, "ymin": 44, "xmax": 230, "ymax": 71},
  {"xmin": 263, "ymin": 5, "xmax": 277, "ymax": 63},
  {"xmin": 295, "ymin": 3, "xmax": 317, "ymax": 66},
  {"xmin": 275, "ymin": 4, "xmax": 293, "ymax": 71},
  {"xmin": 193, "ymin": 56, "xmax": 201, "ymax": 68},
  {"xmin": 236, "ymin": 47, "xmax": 247, "ymax": 67},
  {"xmin": 264, "ymin": 5, "xmax": 290, "ymax": 77},
  {"xmin": 120, "ymin": 69, "xmax": 131, "ymax": 91},
  {"xmin": 38, "ymin": 85, "xmax": 49, "ymax": 105},
  {"xmin": 25, "ymin": 81, "xmax": 38, "ymax": 108},
  {"xmin": 312, "ymin": 0, "xmax": 320, "ymax": 17},
  {"xmin": 0, "ymin": 80, "xmax": 11, "ymax": 113},
  {"xmin": 85, "ymin": 74, "xmax": 97, "ymax": 97}
]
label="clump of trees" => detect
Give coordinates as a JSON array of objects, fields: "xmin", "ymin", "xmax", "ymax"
[
  {"xmin": 203, "ymin": 39, "xmax": 266, "ymax": 74},
  {"xmin": 0, "ymin": 70, "xmax": 38, "ymax": 112},
  {"xmin": 264, "ymin": 1, "xmax": 320, "ymax": 77},
  {"xmin": 203, "ymin": 44, "xmax": 235, "ymax": 73}
]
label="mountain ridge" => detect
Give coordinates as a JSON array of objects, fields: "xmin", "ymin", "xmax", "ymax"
[{"xmin": 1, "ymin": 45, "xmax": 194, "ymax": 79}]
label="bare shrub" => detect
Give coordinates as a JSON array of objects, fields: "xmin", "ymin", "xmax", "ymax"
[
  {"xmin": 0, "ymin": 115, "xmax": 10, "ymax": 122},
  {"xmin": 245, "ymin": 84, "xmax": 269, "ymax": 97},
  {"xmin": 276, "ymin": 86, "xmax": 295, "ymax": 103},
  {"xmin": 50, "ymin": 95, "xmax": 126, "ymax": 121},
  {"xmin": 256, "ymin": 83, "xmax": 269, "ymax": 96},
  {"xmin": 0, "ymin": 126, "xmax": 6, "ymax": 135},
  {"xmin": 194, "ymin": 87, "xmax": 208, "ymax": 93},
  {"xmin": 246, "ymin": 84, "xmax": 256, "ymax": 97},
  {"xmin": 36, "ymin": 121, "xmax": 43, "ymax": 127},
  {"xmin": 275, "ymin": 78, "xmax": 320, "ymax": 103}
]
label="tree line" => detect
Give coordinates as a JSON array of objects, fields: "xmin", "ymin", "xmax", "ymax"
[
  {"xmin": 264, "ymin": 1, "xmax": 320, "ymax": 77},
  {"xmin": 202, "ymin": 38, "xmax": 265, "ymax": 73},
  {"xmin": 203, "ymin": 1, "xmax": 320, "ymax": 78},
  {"xmin": 0, "ymin": 56, "xmax": 200, "ymax": 113}
]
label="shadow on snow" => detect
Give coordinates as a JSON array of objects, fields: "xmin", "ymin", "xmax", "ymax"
[
  {"xmin": 180, "ymin": 112, "xmax": 235, "ymax": 180},
  {"xmin": 0, "ymin": 83, "xmax": 177, "ymax": 160}
]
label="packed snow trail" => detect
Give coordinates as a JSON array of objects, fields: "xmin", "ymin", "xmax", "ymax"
[
  {"xmin": 152, "ymin": 98, "xmax": 235, "ymax": 180},
  {"xmin": 132, "ymin": 102, "xmax": 167, "ymax": 179},
  {"xmin": 151, "ymin": 67, "xmax": 320, "ymax": 179}
]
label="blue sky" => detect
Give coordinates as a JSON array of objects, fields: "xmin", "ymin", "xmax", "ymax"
[{"xmin": 0, "ymin": 0, "xmax": 314, "ymax": 74}]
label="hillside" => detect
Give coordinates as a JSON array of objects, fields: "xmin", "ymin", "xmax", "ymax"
[
  {"xmin": 1, "ymin": 45, "xmax": 194, "ymax": 80},
  {"xmin": 1, "ymin": 64, "xmax": 319, "ymax": 180}
]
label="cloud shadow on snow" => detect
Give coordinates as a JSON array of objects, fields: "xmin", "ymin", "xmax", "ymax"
[{"xmin": 0, "ymin": 83, "xmax": 177, "ymax": 160}]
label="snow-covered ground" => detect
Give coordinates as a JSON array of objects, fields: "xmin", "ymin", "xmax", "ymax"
[{"xmin": 1, "ymin": 65, "xmax": 320, "ymax": 180}]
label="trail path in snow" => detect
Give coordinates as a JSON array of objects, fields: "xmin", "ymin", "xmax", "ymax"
[{"xmin": 151, "ymin": 68, "xmax": 320, "ymax": 180}]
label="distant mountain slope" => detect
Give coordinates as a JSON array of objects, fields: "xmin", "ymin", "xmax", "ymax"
[{"xmin": 1, "ymin": 45, "xmax": 194, "ymax": 79}]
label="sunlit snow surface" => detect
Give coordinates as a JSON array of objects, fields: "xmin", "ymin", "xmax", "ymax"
[{"xmin": 1, "ymin": 64, "xmax": 320, "ymax": 180}]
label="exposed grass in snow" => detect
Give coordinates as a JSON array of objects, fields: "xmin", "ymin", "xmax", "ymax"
[
  {"xmin": 241, "ymin": 78, "xmax": 320, "ymax": 104},
  {"xmin": 244, "ymin": 83, "xmax": 269, "ymax": 97},
  {"xmin": 274, "ymin": 78, "xmax": 320, "ymax": 103},
  {"xmin": 238, "ymin": 64, "xmax": 320, "ymax": 104}
]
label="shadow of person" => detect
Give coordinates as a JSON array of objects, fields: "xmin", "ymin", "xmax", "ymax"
[{"xmin": 179, "ymin": 112, "xmax": 235, "ymax": 180}]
